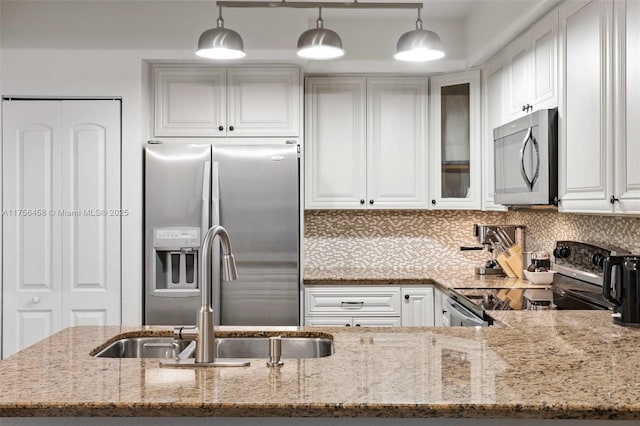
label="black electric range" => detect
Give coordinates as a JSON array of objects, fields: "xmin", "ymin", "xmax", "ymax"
[{"xmin": 551, "ymin": 240, "xmax": 630, "ymax": 310}]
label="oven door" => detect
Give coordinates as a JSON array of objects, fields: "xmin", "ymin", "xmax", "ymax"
[
  {"xmin": 552, "ymin": 273, "xmax": 613, "ymax": 310},
  {"xmin": 446, "ymin": 298, "xmax": 487, "ymax": 327}
]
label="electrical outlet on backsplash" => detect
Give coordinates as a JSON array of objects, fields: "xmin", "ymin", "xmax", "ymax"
[{"xmin": 304, "ymin": 210, "xmax": 640, "ymax": 269}]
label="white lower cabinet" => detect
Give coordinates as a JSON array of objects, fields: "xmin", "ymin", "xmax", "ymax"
[
  {"xmin": 305, "ymin": 316, "xmax": 401, "ymax": 327},
  {"xmin": 401, "ymin": 287, "xmax": 435, "ymax": 326},
  {"xmin": 304, "ymin": 285, "xmax": 435, "ymax": 327}
]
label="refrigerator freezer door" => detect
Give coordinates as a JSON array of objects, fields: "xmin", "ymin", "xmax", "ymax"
[
  {"xmin": 145, "ymin": 143, "xmax": 211, "ymax": 325},
  {"xmin": 213, "ymin": 144, "xmax": 299, "ymax": 326}
]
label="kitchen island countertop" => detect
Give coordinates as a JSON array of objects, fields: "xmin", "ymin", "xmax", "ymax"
[{"xmin": 1, "ymin": 310, "xmax": 640, "ymax": 420}]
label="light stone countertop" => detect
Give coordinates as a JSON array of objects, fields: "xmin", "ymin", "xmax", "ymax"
[
  {"xmin": 1, "ymin": 313, "xmax": 640, "ymax": 419},
  {"xmin": 303, "ymin": 266, "xmax": 550, "ymax": 290},
  {"xmin": 0, "ymin": 269, "xmax": 628, "ymax": 420}
]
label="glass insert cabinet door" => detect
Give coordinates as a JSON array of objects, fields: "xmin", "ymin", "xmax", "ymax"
[
  {"xmin": 441, "ymin": 83, "xmax": 471, "ymax": 198},
  {"xmin": 429, "ymin": 70, "xmax": 481, "ymax": 210}
]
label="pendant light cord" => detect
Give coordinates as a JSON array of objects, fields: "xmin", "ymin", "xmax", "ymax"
[
  {"xmin": 316, "ymin": 7, "xmax": 324, "ymax": 28},
  {"xmin": 217, "ymin": 5, "xmax": 225, "ymax": 28},
  {"xmin": 416, "ymin": 7, "xmax": 423, "ymax": 30}
]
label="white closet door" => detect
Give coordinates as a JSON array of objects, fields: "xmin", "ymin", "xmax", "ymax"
[
  {"xmin": 2, "ymin": 100, "xmax": 121, "ymax": 359},
  {"xmin": 60, "ymin": 101, "xmax": 121, "ymax": 328},
  {"xmin": 2, "ymin": 101, "xmax": 63, "ymax": 358}
]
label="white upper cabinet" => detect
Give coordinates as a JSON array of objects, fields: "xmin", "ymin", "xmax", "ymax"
[
  {"xmin": 507, "ymin": 9, "xmax": 558, "ymax": 120},
  {"xmin": 612, "ymin": 0, "xmax": 640, "ymax": 213},
  {"xmin": 305, "ymin": 76, "xmax": 427, "ymax": 209},
  {"xmin": 558, "ymin": 0, "xmax": 614, "ymax": 213},
  {"xmin": 153, "ymin": 65, "xmax": 300, "ymax": 137},
  {"xmin": 154, "ymin": 67, "xmax": 227, "ymax": 137},
  {"xmin": 367, "ymin": 77, "xmax": 427, "ymax": 209},
  {"xmin": 305, "ymin": 77, "xmax": 367, "ymax": 209},
  {"xmin": 429, "ymin": 70, "xmax": 481, "ymax": 210},
  {"xmin": 481, "ymin": 53, "xmax": 508, "ymax": 211},
  {"xmin": 227, "ymin": 68, "xmax": 300, "ymax": 137}
]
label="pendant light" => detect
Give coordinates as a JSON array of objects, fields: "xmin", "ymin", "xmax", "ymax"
[
  {"xmin": 196, "ymin": 6, "xmax": 246, "ymax": 60},
  {"xmin": 395, "ymin": 8, "xmax": 445, "ymax": 62},
  {"xmin": 297, "ymin": 7, "xmax": 344, "ymax": 60}
]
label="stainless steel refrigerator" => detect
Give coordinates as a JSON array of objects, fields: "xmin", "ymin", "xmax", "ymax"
[{"xmin": 144, "ymin": 142, "xmax": 299, "ymax": 326}]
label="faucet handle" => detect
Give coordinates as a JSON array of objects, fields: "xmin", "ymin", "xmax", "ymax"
[{"xmin": 174, "ymin": 326, "xmax": 199, "ymax": 341}]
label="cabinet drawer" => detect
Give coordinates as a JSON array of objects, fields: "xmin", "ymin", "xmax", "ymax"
[
  {"xmin": 305, "ymin": 316, "xmax": 353, "ymax": 327},
  {"xmin": 305, "ymin": 316, "xmax": 401, "ymax": 327},
  {"xmin": 305, "ymin": 287, "xmax": 401, "ymax": 316}
]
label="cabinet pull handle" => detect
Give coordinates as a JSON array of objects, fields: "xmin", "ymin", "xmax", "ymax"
[
  {"xmin": 610, "ymin": 195, "xmax": 620, "ymax": 204},
  {"xmin": 341, "ymin": 301, "xmax": 364, "ymax": 307},
  {"xmin": 31, "ymin": 297, "xmax": 40, "ymax": 304}
]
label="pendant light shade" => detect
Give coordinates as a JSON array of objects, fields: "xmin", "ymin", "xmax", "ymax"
[
  {"xmin": 395, "ymin": 9, "xmax": 444, "ymax": 62},
  {"xmin": 297, "ymin": 8, "xmax": 344, "ymax": 60},
  {"xmin": 196, "ymin": 7, "xmax": 246, "ymax": 60}
]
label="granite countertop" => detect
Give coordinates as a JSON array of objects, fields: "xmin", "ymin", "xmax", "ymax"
[
  {"xmin": 2, "ymin": 313, "xmax": 640, "ymax": 419},
  {"xmin": 303, "ymin": 266, "xmax": 549, "ymax": 290}
]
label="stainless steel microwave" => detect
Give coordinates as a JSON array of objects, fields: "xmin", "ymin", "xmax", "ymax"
[{"xmin": 494, "ymin": 108, "xmax": 558, "ymax": 206}]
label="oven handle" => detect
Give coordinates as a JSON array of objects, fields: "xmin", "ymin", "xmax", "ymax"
[{"xmin": 519, "ymin": 127, "xmax": 540, "ymax": 192}]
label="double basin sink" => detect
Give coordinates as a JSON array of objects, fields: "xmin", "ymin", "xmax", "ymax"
[{"xmin": 94, "ymin": 335, "xmax": 334, "ymax": 359}]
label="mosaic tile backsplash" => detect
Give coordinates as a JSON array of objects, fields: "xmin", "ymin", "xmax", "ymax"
[{"xmin": 304, "ymin": 210, "xmax": 640, "ymax": 269}]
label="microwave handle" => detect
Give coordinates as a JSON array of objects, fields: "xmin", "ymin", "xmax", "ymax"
[{"xmin": 520, "ymin": 127, "xmax": 540, "ymax": 191}]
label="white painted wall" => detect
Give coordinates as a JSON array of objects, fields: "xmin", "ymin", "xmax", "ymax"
[
  {"xmin": 0, "ymin": 0, "xmax": 560, "ymax": 327},
  {"xmin": 464, "ymin": 0, "xmax": 562, "ymax": 66},
  {"xmin": 0, "ymin": 0, "xmax": 470, "ymax": 326}
]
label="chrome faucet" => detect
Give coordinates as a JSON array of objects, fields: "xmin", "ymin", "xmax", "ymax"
[{"xmin": 171, "ymin": 225, "xmax": 248, "ymax": 367}]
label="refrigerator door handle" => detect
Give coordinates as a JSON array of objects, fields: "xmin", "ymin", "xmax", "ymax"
[
  {"xmin": 211, "ymin": 160, "xmax": 221, "ymax": 323},
  {"xmin": 202, "ymin": 161, "xmax": 211, "ymax": 236},
  {"xmin": 211, "ymin": 161, "xmax": 220, "ymax": 226}
]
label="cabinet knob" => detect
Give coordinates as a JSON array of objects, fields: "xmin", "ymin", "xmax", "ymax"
[
  {"xmin": 404, "ymin": 294, "xmax": 410, "ymax": 300},
  {"xmin": 31, "ymin": 297, "xmax": 40, "ymax": 304},
  {"xmin": 218, "ymin": 125, "xmax": 224, "ymax": 131},
  {"xmin": 360, "ymin": 199, "xmax": 365, "ymax": 205},
  {"xmin": 553, "ymin": 246, "xmax": 572, "ymax": 259},
  {"xmin": 431, "ymin": 199, "xmax": 436, "ymax": 205},
  {"xmin": 229, "ymin": 126, "xmax": 235, "ymax": 131},
  {"xmin": 355, "ymin": 324, "xmax": 361, "ymax": 327},
  {"xmin": 369, "ymin": 199, "xmax": 374, "ymax": 205},
  {"xmin": 345, "ymin": 323, "xmax": 351, "ymax": 327},
  {"xmin": 610, "ymin": 195, "xmax": 620, "ymax": 204}
]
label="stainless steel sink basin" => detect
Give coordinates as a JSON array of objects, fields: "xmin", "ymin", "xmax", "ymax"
[{"xmin": 94, "ymin": 336, "xmax": 333, "ymax": 359}]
